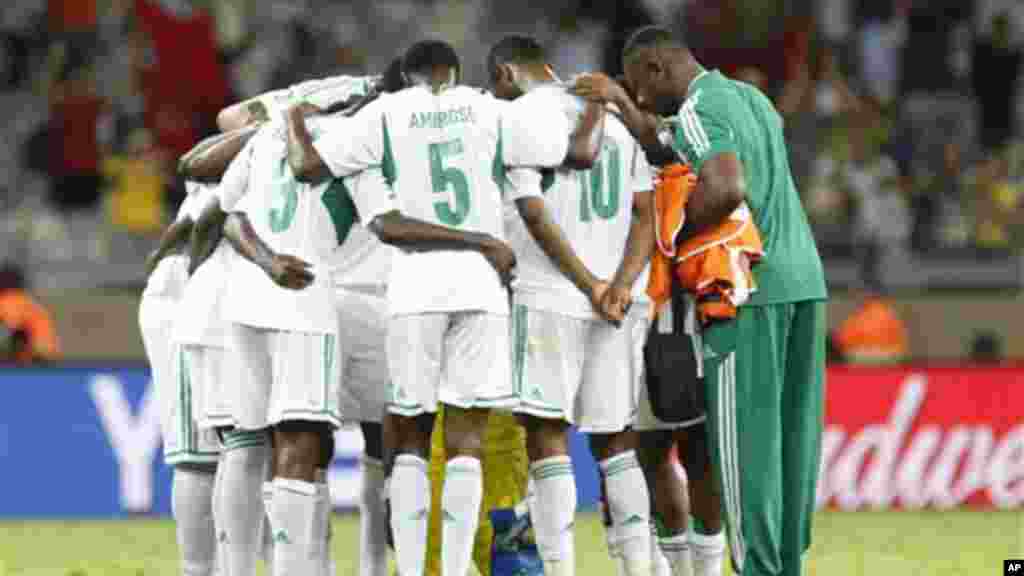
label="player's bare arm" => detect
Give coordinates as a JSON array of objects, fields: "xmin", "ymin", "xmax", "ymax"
[
  {"xmin": 564, "ymin": 100, "xmax": 606, "ymax": 170},
  {"xmin": 222, "ymin": 212, "xmax": 314, "ymax": 290},
  {"xmin": 514, "ymin": 195, "xmax": 614, "ymax": 321},
  {"xmin": 285, "ymin": 105, "xmax": 331, "ymax": 184},
  {"xmin": 681, "ymin": 152, "xmax": 747, "ymax": 241},
  {"xmin": 178, "ymin": 125, "xmax": 261, "ymax": 183},
  {"xmin": 188, "ymin": 195, "xmax": 226, "ymax": 275},
  {"xmin": 217, "ymin": 97, "xmax": 272, "ymax": 132},
  {"xmin": 602, "ymin": 189, "xmax": 655, "ymax": 322},
  {"xmin": 145, "ymin": 216, "xmax": 194, "ymax": 277},
  {"xmin": 571, "ymin": 73, "xmax": 674, "ymax": 165},
  {"xmin": 368, "ymin": 211, "xmax": 518, "ymax": 287}
]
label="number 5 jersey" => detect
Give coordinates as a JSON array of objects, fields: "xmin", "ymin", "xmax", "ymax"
[{"xmin": 311, "ymin": 84, "xmax": 572, "ymax": 318}]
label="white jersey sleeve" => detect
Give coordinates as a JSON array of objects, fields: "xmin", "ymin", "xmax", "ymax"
[
  {"xmin": 312, "ymin": 98, "xmax": 386, "ymax": 178},
  {"xmin": 630, "ymin": 144, "xmax": 655, "ymax": 194},
  {"xmin": 255, "ymin": 75, "xmax": 377, "ymax": 119},
  {"xmin": 291, "ymin": 75, "xmax": 377, "ymax": 110},
  {"xmin": 253, "ymin": 88, "xmax": 292, "ymax": 119},
  {"xmin": 501, "ymin": 87, "xmax": 572, "ymax": 168}
]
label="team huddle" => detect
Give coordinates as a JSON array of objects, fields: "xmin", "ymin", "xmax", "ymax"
[{"xmin": 140, "ymin": 25, "xmax": 827, "ymax": 576}]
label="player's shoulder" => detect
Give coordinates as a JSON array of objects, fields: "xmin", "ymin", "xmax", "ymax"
[
  {"xmin": 682, "ymin": 70, "xmax": 740, "ymax": 113},
  {"xmin": 604, "ymin": 112, "xmax": 640, "ymax": 150}
]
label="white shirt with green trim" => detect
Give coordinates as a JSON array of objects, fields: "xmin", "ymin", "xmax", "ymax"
[
  {"xmin": 505, "ymin": 85, "xmax": 655, "ymax": 319},
  {"xmin": 255, "ymin": 75, "xmax": 378, "ymax": 117},
  {"xmin": 224, "ymin": 121, "xmax": 397, "ymax": 334},
  {"xmin": 311, "ymin": 85, "xmax": 570, "ymax": 316}
]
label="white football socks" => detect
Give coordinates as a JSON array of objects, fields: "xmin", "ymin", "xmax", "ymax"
[
  {"xmin": 441, "ymin": 456, "xmax": 483, "ymax": 576},
  {"xmin": 651, "ymin": 523, "xmax": 674, "ymax": 576},
  {"xmin": 218, "ymin": 429, "xmax": 270, "ymax": 576},
  {"xmin": 660, "ymin": 531, "xmax": 695, "ymax": 576},
  {"xmin": 172, "ymin": 466, "xmax": 217, "ymax": 576},
  {"xmin": 212, "ymin": 459, "xmax": 228, "ymax": 576},
  {"xmin": 261, "ymin": 482, "xmax": 274, "ymax": 573},
  {"xmin": 359, "ymin": 456, "xmax": 389, "ymax": 576},
  {"xmin": 315, "ymin": 471, "xmax": 334, "ymax": 576},
  {"xmin": 690, "ymin": 530, "xmax": 726, "ymax": 576},
  {"xmin": 529, "ymin": 455, "xmax": 576, "ymax": 576},
  {"xmin": 389, "ymin": 454, "xmax": 430, "ymax": 576},
  {"xmin": 269, "ymin": 478, "xmax": 321, "ymax": 576},
  {"xmin": 599, "ymin": 451, "xmax": 652, "ymax": 576}
]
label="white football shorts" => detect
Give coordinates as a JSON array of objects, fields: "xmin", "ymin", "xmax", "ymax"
[
  {"xmin": 184, "ymin": 344, "xmax": 235, "ymax": 430},
  {"xmin": 140, "ymin": 296, "xmax": 219, "ymax": 466},
  {"xmin": 229, "ymin": 323, "xmax": 342, "ymax": 430},
  {"xmin": 510, "ymin": 302, "xmax": 639, "ymax": 434},
  {"xmin": 337, "ymin": 288, "xmax": 389, "ymax": 424},
  {"xmin": 386, "ymin": 312, "xmax": 513, "ymax": 417}
]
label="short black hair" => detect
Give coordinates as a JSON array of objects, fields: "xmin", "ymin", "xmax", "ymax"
[
  {"xmin": 381, "ymin": 57, "xmax": 406, "ymax": 93},
  {"xmin": 487, "ymin": 35, "xmax": 547, "ymax": 79},
  {"xmin": 623, "ymin": 25, "xmax": 682, "ymax": 61},
  {"xmin": 402, "ymin": 40, "xmax": 460, "ymax": 79}
]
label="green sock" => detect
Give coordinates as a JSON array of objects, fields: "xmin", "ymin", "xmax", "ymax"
[
  {"xmin": 653, "ymin": 512, "xmax": 685, "ymax": 538},
  {"xmin": 690, "ymin": 515, "xmax": 717, "ymax": 536}
]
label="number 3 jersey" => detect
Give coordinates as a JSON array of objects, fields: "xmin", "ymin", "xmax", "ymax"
[
  {"xmin": 312, "ymin": 85, "xmax": 572, "ymax": 317},
  {"xmin": 221, "ymin": 121, "xmax": 397, "ymax": 334},
  {"xmin": 506, "ymin": 85, "xmax": 655, "ymax": 319}
]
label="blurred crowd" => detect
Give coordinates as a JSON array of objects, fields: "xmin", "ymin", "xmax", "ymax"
[{"xmin": 2, "ymin": 0, "xmax": 1024, "ymax": 292}]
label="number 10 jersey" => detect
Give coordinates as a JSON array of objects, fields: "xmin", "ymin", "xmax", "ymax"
[{"xmin": 507, "ymin": 85, "xmax": 655, "ymax": 319}]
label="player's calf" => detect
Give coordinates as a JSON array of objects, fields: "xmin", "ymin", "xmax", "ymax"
[
  {"xmin": 357, "ymin": 421, "xmax": 388, "ymax": 576},
  {"xmin": 267, "ymin": 420, "xmax": 332, "ymax": 576},
  {"xmin": 639, "ymin": 429, "xmax": 690, "ymax": 533},
  {"xmin": 639, "ymin": 429, "xmax": 695, "ymax": 576},
  {"xmin": 520, "ymin": 414, "xmax": 571, "ymax": 461},
  {"xmin": 674, "ymin": 424, "xmax": 725, "ymax": 576}
]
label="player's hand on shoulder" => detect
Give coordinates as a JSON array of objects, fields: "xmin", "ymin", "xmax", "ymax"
[
  {"xmin": 480, "ymin": 236, "xmax": 517, "ymax": 287},
  {"xmin": 267, "ymin": 253, "xmax": 315, "ymax": 290},
  {"xmin": 571, "ymin": 73, "xmax": 629, "ymax": 106}
]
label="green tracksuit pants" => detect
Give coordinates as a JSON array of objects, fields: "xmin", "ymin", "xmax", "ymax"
[{"xmin": 702, "ymin": 300, "xmax": 826, "ymax": 576}]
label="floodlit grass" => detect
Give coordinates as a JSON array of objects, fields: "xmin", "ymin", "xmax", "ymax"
[{"xmin": 0, "ymin": 510, "xmax": 1020, "ymax": 575}]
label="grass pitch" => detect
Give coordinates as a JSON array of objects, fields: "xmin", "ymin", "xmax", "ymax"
[{"xmin": 0, "ymin": 510, "xmax": 1020, "ymax": 575}]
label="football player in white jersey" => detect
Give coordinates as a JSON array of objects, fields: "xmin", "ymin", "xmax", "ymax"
[
  {"xmin": 179, "ymin": 124, "xmax": 282, "ymax": 576},
  {"xmin": 487, "ymin": 35, "xmax": 659, "ymax": 576},
  {"xmin": 186, "ymin": 66, "xmax": 406, "ymax": 576},
  {"xmin": 216, "ymin": 92, "xmax": 518, "ymax": 576},
  {"xmin": 140, "ymin": 189, "xmax": 221, "ymax": 576},
  {"xmin": 286, "ymin": 40, "xmax": 571, "ymax": 576}
]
